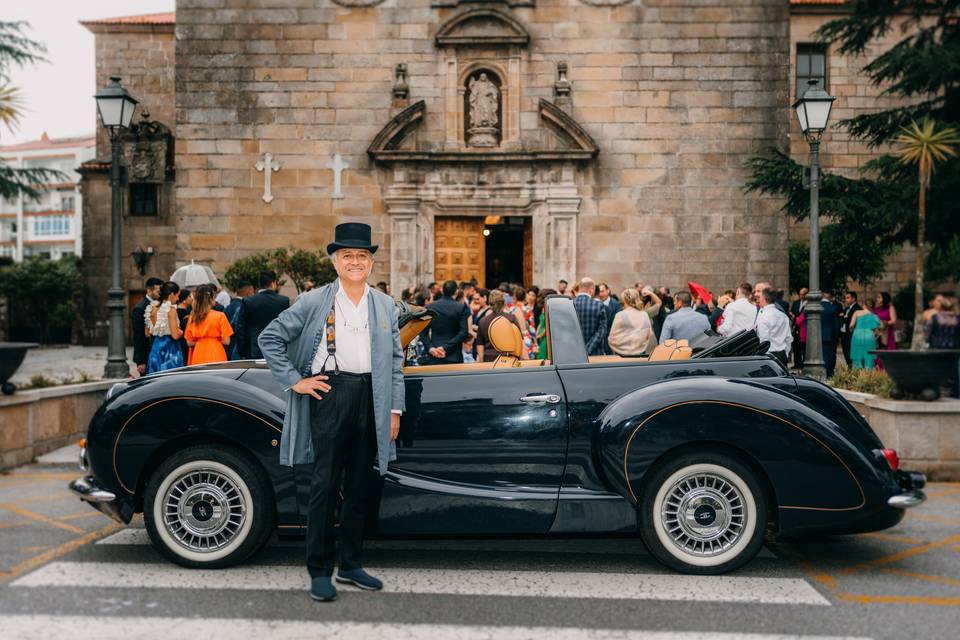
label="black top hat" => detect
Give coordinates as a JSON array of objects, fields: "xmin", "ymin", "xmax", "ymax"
[{"xmin": 326, "ymin": 222, "xmax": 379, "ymax": 255}]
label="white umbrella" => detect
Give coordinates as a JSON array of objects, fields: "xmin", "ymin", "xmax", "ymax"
[{"xmin": 170, "ymin": 260, "xmax": 220, "ymax": 288}]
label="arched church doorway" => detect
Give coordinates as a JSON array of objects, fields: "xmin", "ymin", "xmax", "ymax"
[{"xmin": 433, "ymin": 215, "xmax": 532, "ymax": 288}]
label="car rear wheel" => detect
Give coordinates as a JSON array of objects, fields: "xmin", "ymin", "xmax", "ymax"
[
  {"xmin": 638, "ymin": 452, "xmax": 767, "ymax": 574},
  {"xmin": 144, "ymin": 445, "xmax": 274, "ymax": 568}
]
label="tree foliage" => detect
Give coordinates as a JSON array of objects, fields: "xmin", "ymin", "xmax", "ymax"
[
  {"xmin": 222, "ymin": 248, "xmax": 337, "ymax": 295},
  {"xmin": 0, "ymin": 256, "xmax": 82, "ymax": 343},
  {"xmin": 745, "ymin": 0, "xmax": 960, "ymax": 288}
]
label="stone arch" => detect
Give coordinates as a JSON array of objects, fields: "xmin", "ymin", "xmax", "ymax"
[{"xmin": 435, "ymin": 8, "xmax": 530, "ymax": 47}]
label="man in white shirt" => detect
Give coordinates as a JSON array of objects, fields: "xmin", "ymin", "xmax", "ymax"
[
  {"xmin": 755, "ymin": 287, "xmax": 792, "ymax": 368},
  {"xmin": 718, "ymin": 282, "xmax": 759, "ymax": 337},
  {"xmin": 259, "ymin": 222, "xmax": 404, "ymax": 602}
]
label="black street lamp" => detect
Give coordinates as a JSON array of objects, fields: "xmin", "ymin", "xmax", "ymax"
[
  {"xmin": 95, "ymin": 76, "xmax": 139, "ymax": 379},
  {"xmin": 792, "ymin": 79, "xmax": 835, "ymax": 381}
]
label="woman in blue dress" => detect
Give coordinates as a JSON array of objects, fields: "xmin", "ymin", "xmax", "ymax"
[
  {"xmin": 849, "ymin": 301, "xmax": 881, "ymax": 369},
  {"xmin": 145, "ymin": 281, "xmax": 185, "ymax": 373}
]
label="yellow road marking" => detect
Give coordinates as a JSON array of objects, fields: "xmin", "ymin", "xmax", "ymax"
[
  {"xmin": 910, "ymin": 513, "xmax": 960, "ymax": 526},
  {"xmin": 0, "ymin": 503, "xmax": 84, "ymax": 534},
  {"xmin": 17, "ymin": 546, "xmax": 49, "ymax": 553},
  {"xmin": 837, "ymin": 592, "xmax": 960, "ymax": 607},
  {"xmin": 58, "ymin": 511, "xmax": 106, "ymax": 521},
  {"xmin": 862, "ymin": 532, "xmax": 924, "ymax": 545},
  {"xmin": 840, "ymin": 534, "xmax": 960, "ymax": 575},
  {"xmin": 12, "ymin": 492, "xmax": 74, "ymax": 505},
  {"xmin": 0, "ymin": 521, "xmax": 121, "ymax": 582},
  {"xmin": 0, "ymin": 472, "xmax": 78, "ymax": 482},
  {"xmin": 925, "ymin": 487, "xmax": 960, "ymax": 499},
  {"xmin": 798, "ymin": 561, "xmax": 839, "ymax": 593},
  {"xmin": 878, "ymin": 567, "xmax": 960, "ymax": 587},
  {"xmin": 0, "ymin": 520, "xmax": 30, "ymax": 530}
]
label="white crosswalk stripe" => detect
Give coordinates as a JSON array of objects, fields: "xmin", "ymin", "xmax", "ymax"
[
  {"xmin": 11, "ymin": 561, "xmax": 829, "ymax": 605},
  {"xmin": 0, "ymin": 616, "xmax": 871, "ymax": 640},
  {"xmin": 94, "ymin": 528, "xmax": 777, "ymax": 558}
]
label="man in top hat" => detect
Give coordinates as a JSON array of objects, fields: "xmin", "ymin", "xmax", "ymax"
[{"xmin": 258, "ymin": 222, "xmax": 404, "ymax": 602}]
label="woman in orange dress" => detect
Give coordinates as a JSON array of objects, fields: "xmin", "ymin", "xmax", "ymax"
[{"xmin": 184, "ymin": 285, "xmax": 233, "ymax": 365}]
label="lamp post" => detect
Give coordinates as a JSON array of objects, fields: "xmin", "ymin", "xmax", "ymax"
[
  {"xmin": 95, "ymin": 76, "xmax": 139, "ymax": 379},
  {"xmin": 792, "ymin": 79, "xmax": 835, "ymax": 381}
]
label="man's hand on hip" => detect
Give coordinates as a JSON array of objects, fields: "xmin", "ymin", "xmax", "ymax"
[
  {"xmin": 291, "ymin": 374, "xmax": 332, "ymax": 400},
  {"xmin": 390, "ymin": 413, "xmax": 400, "ymax": 441}
]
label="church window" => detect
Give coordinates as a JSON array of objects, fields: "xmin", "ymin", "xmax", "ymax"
[
  {"xmin": 796, "ymin": 44, "xmax": 828, "ymax": 98},
  {"xmin": 129, "ymin": 183, "xmax": 158, "ymax": 217}
]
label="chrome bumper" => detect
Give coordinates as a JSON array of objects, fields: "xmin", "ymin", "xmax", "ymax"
[
  {"xmin": 887, "ymin": 490, "xmax": 926, "ymax": 509},
  {"xmin": 69, "ymin": 475, "xmax": 124, "ymax": 523}
]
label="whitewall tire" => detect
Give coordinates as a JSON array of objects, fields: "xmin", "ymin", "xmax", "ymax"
[
  {"xmin": 639, "ymin": 452, "xmax": 767, "ymax": 574},
  {"xmin": 144, "ymin": 445, "xmax": 274, "ymax": 569}
]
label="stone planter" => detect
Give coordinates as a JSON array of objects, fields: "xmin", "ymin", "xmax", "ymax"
[
  {"xmin": 837, "ymin": 388, "xmax": 960, "ymax": 481},
  {"xmin": 871, "ymin": 349, "xmax": 960, "ymax": 400},
  {"xmin": 0, "ymin": 379, "xmax": 116, "ymax": 470},
  {"xmin": 0, "ymin": 342, "xmax": 39, "ymax": 395}
]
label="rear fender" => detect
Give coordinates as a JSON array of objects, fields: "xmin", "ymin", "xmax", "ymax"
[{"xmin": 597, "ymin": 377, "xmax": 887, "ymax": 520}]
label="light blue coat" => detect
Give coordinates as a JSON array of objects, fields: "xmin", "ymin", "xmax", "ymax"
[{"xmin": 257, "ymin": 280, "xmax": 405, "ymax": 473}]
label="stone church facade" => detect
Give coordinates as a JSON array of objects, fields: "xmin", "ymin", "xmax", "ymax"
[
  {"xmin": 173, "ymin": 0, "xmax": 790, "ymax": 293},
  {"xmin": 80, "ymin": 0, "xmax": 925, "ymax": 342}
]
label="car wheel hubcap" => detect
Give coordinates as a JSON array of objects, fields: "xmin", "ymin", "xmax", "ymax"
[
  {"xmin": 661, "ymin": 472, "xmax": 746, "ymax": 557},
  {"xmin": 163, "ymin": 469, "xmax": 246, "ymax": 552}
]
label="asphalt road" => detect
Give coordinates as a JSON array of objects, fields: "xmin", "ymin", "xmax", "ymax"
[{"xmin": 0, "ymin": 459, "xmax": 958, "ymax": 640}]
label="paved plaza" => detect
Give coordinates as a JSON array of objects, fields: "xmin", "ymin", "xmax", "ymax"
[
  {"xmin": 0, "ymin": 448, "xmax": 957, "ymax": 639},
  {"xmin": 10, "ymin": 346, "xmax": 136, "ymax": 387}
]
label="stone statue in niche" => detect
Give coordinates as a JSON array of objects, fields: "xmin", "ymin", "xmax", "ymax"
[{"xmin": 466, "ymin": 72, "xmax": 500, "ymax": 147}]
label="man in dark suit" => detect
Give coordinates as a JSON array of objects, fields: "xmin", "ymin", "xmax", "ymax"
[
  {"xmin": 839, "ymin": 291, "xmax": 858, "ymax": 367},
  {"xmin": 424, "ymin": 280, "xmax": 470, "ymax": 364},
  {"xmin": 237, "ymin": 271, "xmax": 290, "ymax": 359},
  {"xmin": 820, "ymin": 291, "xmax": 842, "ymax": 378},
  {"xmin": 224, "ymin": 280, "xmax": 254, "ymax": 360},
  {"xmin": 573, "ymin": 277, "xmax": 608, "ymax": 356},
  {"xmin": 131, "ymin": 277, "xmax": 163, "ymax": 376},
  {"xmin": 596, "ymin": 282, "xmax": 621, "ymax": 355}
]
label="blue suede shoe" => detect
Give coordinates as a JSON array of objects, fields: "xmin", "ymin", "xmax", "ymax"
[
  {"xmin": 336, "ymin": 568, "xmax": 383, "ymax": 591},
  {"xmin": 310, "ymin": 575, "xmax": 337, "ymax": 602}
]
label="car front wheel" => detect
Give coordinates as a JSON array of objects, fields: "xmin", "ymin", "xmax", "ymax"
[
  {"xmin": 639, "ymin": 452, "xmax": 767, "ymax": 574},
  {"xmin": 144, "ymin": 445, "xmax": 274, "ymax": 568}
]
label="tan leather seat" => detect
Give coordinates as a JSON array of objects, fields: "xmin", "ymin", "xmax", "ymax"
[
  {"xmin": 488, "ymin": 315, "xmax": 524, "ymax": 369},
  {"xmin": 649, "ymin": 338, "xmax": 690, "ymax": 362}
]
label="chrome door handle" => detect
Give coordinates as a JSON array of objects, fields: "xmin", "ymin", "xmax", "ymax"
[{"xmin": 520, "ymin": 394, "xmax": 561, "ymax": 405}]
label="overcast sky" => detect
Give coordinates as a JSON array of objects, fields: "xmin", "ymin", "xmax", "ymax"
[{"xmin": 2, "ymin": 0, "xmax": 175, "ymax": 145}]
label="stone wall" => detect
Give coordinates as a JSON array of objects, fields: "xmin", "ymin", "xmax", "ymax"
[
  {"xmin": 80, "ymin": 20, "xmax": 178, "ymax": 344},
  {"xmin": 174, "ymin": 0, "xmax": 790, "ymax": 294},
  {"xmin": 0, "ymin": 381, "xmax": 112, "ymax": 470}
]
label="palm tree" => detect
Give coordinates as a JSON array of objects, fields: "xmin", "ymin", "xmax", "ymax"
[
  {"xmin": 0, "ymin": 21, "xmax": 64, "ymax": 200},
  {"xmin": 894, "ymin": 118, "xmax": 960, "ymax": 350}
]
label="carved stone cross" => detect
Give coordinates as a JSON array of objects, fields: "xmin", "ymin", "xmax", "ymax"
[
  {"xmin": 255, "ymin": 152, "xmax": 280, "ymax": 203},
  {"xmin": 327, "ymin": 153, "xmax": 349, "ymax": 200}
]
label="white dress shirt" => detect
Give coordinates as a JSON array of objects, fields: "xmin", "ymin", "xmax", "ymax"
[
  {"xmin": 311, "ymin": 283, "xmax": 372, "ymax": 375},
  {"xmin": 755, "ymin": 304, "xmax": 793, "ymax": 354},
  {"xmin": 718, "ymin": 296, "xmax": 759, "ymax": 337}
]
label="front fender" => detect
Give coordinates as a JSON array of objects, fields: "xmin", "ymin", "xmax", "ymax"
[
  {"xmin": 597, "ymin": 377, "xmax": 896, "ymax": 529},
  {"xmin": 87, "ymin": 372, "xmax": 287, "ymax": 504}
]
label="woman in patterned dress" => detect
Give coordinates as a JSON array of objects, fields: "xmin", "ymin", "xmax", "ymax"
[{"xmin": 145, "ymin": 281, "xmax": 185, "ymax": 373}]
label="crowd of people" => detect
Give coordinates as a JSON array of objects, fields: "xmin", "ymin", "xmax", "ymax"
[{"xmin": 131, "ymin": 269, "xmax": 960, "ymax": 378}]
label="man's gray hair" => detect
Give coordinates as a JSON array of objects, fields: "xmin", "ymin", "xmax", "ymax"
[{"xmin": 674, "ymin": 290, "xmax": 691, "ymax": 307}]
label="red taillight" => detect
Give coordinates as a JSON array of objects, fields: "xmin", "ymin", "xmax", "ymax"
[{"xmin": 882, "ymin": 448, "xmax": 900, "ymax": 470}]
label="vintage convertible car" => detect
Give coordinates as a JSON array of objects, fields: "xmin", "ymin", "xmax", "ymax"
[{"xmin": 70, "ymin": 296, "xmax": 926, "ymax": 574}]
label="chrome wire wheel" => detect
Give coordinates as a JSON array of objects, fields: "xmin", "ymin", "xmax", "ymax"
[
  {"xmin": 151, "ymin": 459, "xmax": 255, "ymax": 563},
  {"xmin": 163, "ymin": 468, "xmax": 246, "ymax": 552},
  {"xmin": 660, "ymin": 472, "xmax": 745, "ymax": 557},
  {"xmin": 649, "ymin": 461, "xmax": 760, "ymax": 570}
]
